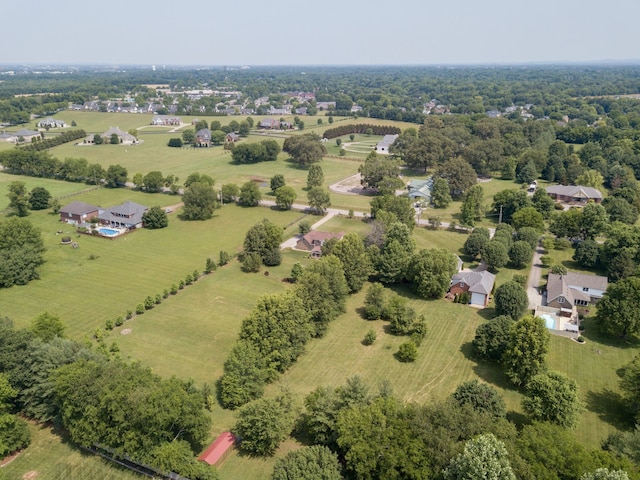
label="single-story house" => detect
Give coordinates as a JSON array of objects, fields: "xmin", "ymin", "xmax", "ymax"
[
  {"xmin": 37, "ymin": 118, "xmax": 66, "ymax": 129},
  {"xmin": 226, "ymin": 132, "xmax": 239, "ymax": 143},
  {"xmin": 316, "ymin": 101, "xmax": 336, "ymax": 111},
  {"xmin": 295, "ymin": 231, "xmax": 344, "ymax": 258},
  {"xmin": 407, "ymin": 177, "xmax": 433, "ymax": 203},
  {"xmin": 86, "ymin": 126, "xmax": 138, "ymax": 145},
  {"xmin": 98, "ymin": 201, "xmax": 148, "ymax": 229},
  {"xmin": 59, "ymin": 201, "xmax": 100, "ymax": 225},
  {"xmin": 151, "ymin": 115, "xmax": 181, "ymax": 125},
  {"xmin": 545, "ymin": 185, "xmax": 603, "ymax": 204},
  {"xmin": 546, "ymin": 271, "xmax": 608, "ymax": 309},
  {"xmin": 195, "ymin": 128, "xmax": 212, "ymax": 147},
  {"xmin": 449, "ymin": 270, "xmax": 496, "ymax": 307},
  {"xmin": 258, "ymin": 118, "xmax": 280, "ymax": 129},
  {"xmin": 198, "ymin": 432, "xmax": 236, "ymax": 467},
  {"xmin": 0, "ymin": 129, "xmax": 42, "ymax": 143},
  {"xmin": 375, "ymin": 134, "xmax": 398, "ymax": 154}
]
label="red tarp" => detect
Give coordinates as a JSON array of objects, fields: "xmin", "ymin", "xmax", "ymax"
[{"xmin": 198, "ymin": 432, "xmax": 236, "ymax": 466}]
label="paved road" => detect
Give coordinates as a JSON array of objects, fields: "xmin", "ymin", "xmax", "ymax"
[{"xmin": 526, "ymin": 242, "xmax": 545, "ymax": 310}]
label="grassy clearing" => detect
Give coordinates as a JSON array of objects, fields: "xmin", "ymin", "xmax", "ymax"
[
  {"xmin": 2, "ymin": 422, "xmax": 142, "ymax": 480},
  {"xmin": 0, "ymin": 198, "xmax": 303, "ymax": 337},
  {"xmin": 0, "ymin": 172, "xmax": 92, "ymax": 211}
]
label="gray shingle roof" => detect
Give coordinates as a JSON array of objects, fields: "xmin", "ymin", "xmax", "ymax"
[
  {"xmin": 545, "ymin": 185, "xmax": 603, "ymax": 200},
  {"xmin": 59, "ymin": 201, "xmax": 100, "ymax": 216},
  {"xmin": 451, "ymin": 270, "xmax": 496, "ymax": 295}
]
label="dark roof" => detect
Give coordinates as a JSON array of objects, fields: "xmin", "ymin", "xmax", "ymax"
[
  {"xmin": 547, "ymin": 272, "xmax": 608, "ymax": 304},
  {"xmin": 60, "ymin": 201, "xmax": 100, "ymax": 216},
  {"xmin": 98, "ymin": 201, "xmax": 148, "ymax": 226}
]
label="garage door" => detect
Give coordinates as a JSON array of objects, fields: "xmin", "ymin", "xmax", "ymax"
[{"xmin": 471, "ymin": 292, "xmax": 485, "ymax": 306}]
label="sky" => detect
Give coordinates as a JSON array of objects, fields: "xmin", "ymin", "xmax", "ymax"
[{"xmin": 3, "ymin": 0, "xmax": 640, "ymax": 66}]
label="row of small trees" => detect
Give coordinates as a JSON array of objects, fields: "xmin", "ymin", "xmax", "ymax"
[
  {"xmin": 20, "ymin": 129, "xmax": 86, "ymax": 151},
  {"xmin": 321, "ymin": 123, "xmax": 401, "ymax": 140}
]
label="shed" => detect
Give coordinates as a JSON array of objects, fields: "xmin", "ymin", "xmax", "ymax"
[{"xmin": 198, "ymin": 432, "xmax": 236, "ymax": 467}]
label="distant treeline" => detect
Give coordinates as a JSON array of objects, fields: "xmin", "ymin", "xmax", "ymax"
[
  {"xmin": 322, "ymin": 124, "xmax": 402, "ymax": 139},
  {"xmin": 0, "ymin": 149, "xmax": 126, "ymax": 186},
  {"xmin": 20, "ymin": 129, "xmax": 86, "ymax": 152}
]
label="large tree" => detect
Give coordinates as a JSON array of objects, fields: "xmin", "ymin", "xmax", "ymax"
[
  {"xmin": 142, "ymin": 206, "xmax": 169, "ymax": 229},
  {"xmin": 330, "ymin": 234, "xmax": 371, "ymax": 293},
  {"xmin": 7, "ymin": 181, "xmax": 29, "ymax": 217},
  {"xmin": 503, "ymin": 315, "xmax": 550, "ymax": 386},
  {"xmin": 522, "ymin": 371, "xmax": 585, "ymax": 428},
  {"xmin": 460, "ymin": 184, "xmax": 485, "ymax": 227},
  {"xmin": 307, "ymin": 187, "xmax": 331, "ymax": 213},
  {"xmin": 307, "ymin": 164, "xmax": 324, "ymax": 189},
  {"xmin": 0, "ymin": 218, "xmax": 46, "ymax": 288},
  {"xmin": 596, "ymin": 277, "xmax": 640, "ymax": 338},
  {"xmin": 219, "ymin": 340, "xmax": 268, "ymax": 410},
  {"xmin": 408, "ymin": 248, "xmax": 458, "ymax": 299},
  {"xmin": 443, "ymin": 433, "xmax": 516, "ymax": 480},
  {"xmin": 239, "ymin": 181, "xmax": 262, "ymax": 207},
  {"xmin": 234, "ymin": 395, "xmax": 295, "ymax": 457},
  {"xmin": 283, "ymin": 134, "xmax": 326, "ymax": 167},
  {"xmin": 243, "ymin": 219, "xmax": 283, "ymax": 266},
  {"xmin": 358, "ymin": 151, "xmax": 402, "ymax": 193},
  {"xmin": 271, "ymin": 445, "xmax": 342, "ymax": 480},
  {"xmin": 472, "ymin": 315, "xmax": 514, "ymax": 362},
  {"xmin": 436, "ymin": 157, "xmax": 477, "ymax": 198},
  {"xmin": 492, "ymin": 189, "xmax": 532, "ymax": 224},
  {"xmin": 451, "ymin": 380, "xmax": 507, "ymax": 419},
  {"xmin": 482, "ymin": 240, "xmax": 509, "ymax": 272},
  {"xmin": 431, "ymin": 177, "xmax": 452, "ymax": 208},
  {"xmin": 105, "ymin": 164, "xmax": 128, "ymax": 188},
  {"xmin": 28, "ymin": 187, "xmax": 51, "ymax": 210},
  {"xmin": 182, "ymin": 181, "xmax": 219, "ymax": 220},
  {"xmin": 274, "ymin": 186, "xmax": 296, "ymax": 210},
  {"xmin": 494, "ymin": 281, "xmax": 528, "ymax": 319}
]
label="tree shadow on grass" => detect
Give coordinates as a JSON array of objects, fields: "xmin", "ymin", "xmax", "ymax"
[
  {"xmin": 459, "ymin": 340, "xmax": 516, "ymax": 393},
  {"xmin": 476, "ymin": 307, "xmax": 497, "ymax": 321},
  {"xmin": 506, "ymin": 411, "xmax": 531, "ymax": 430},
  {"xmin": 586, "ymin": 389, "xmax": 633, "ymax": 430},
  {"xmin": 580, "ymin": 317, "xmax": 640, "ymax": 349}
]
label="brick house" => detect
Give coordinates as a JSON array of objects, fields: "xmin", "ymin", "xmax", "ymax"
[
  {"xmin": 59, "ymin": 201, "xmax": 100, "ymax": 225},
  {"xmin": 295, "ymin": 231, "xmax": 344, "ymax": 258},
  {"xmin": 449, "ymin": 270, "xmax": 496, "ymax": 307}
]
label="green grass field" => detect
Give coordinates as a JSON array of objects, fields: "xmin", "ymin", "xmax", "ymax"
[
  {"xmin": 2, "ymin": 422, "xmax": 143, "ymax": 480},
  {"xmin": 2, "ymin": 111, "xmax": 638, "ymax": 479}
]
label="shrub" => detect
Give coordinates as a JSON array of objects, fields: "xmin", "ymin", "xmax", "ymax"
[
  {"xmin": 577, "ymin": 336, "xmax": 585, "ymax": 343},
  {"xmin": 115, "ymin": 316, "xmax": 124, "ymax": 327},
  {"xmin": 185, "ymin": 273, "xmax": 193, "ymax": 285},
  {"xmin": 167, "ymin": 138, "xmax": 183, "ymax": 147},
  {"xmin": 539, "ymin": 255, "xmax": 552, "ymax": 267},
  {"xmin": 144, "ymin": 296, "xmax": 155, "ymax": 310},
  {"xmin": 136, "ymin": 303, "xmax": 145, "ymax": 315},
  {"xmin": 219, "ymin": 250, "xmax": 231, "ymax": 266},
  {"xmin": 163, "ymin": 289, "xmax": 169, "ymax": 299},
  {"xmin": 126, "ymin": 310, "xmax": 133, "ymax": 320},
  {"xmin": 299, "ymin": 221, "xmax": 312, "ymax": 235},
  {"xmin": 205, "ymin": 257, "xmax": 217, "ymax": 273},
  {"xmin": 396, "ymin": 341, "xmax": 418, "ymax": 362},
  {"xmin": 192, "ymin": 269, "xmax": 200, "ymax": 281},
  {"xmin": 263, "ymin": 248, "xmax": 282, "ymax": 267},
  {"xmin": 170, "ymin": 283, "xmax": 178, "ymax": 295},
  {"xmin": 554, "ymin": 238, "xmax": 571, "ymax": 250},
  {"xmin": 105, "ymin": 319, "xmax": 114, "ymax": 330},
  {"xmin": 290, "ymin": 262, "xmax": 303, "ymax": 283},
  {"xmin": 242, "ymin": 252, "xmax": 262, "ymax": 272},
  {"xmin": 550, "ymin": 264, "xmax": 568, "ymax": 275},
  {"xmin": 179, "ymin": 280, "xmax": 185, "ymax": 290},
  {"xmin": 363, "ymin": 329, "xmax": 377, "ymax": 345},
  {"xmin": 348, "ymin": 209, "xmax": 354, "ymax": 219},
  {"xmin": 155, "ymin": 293, "xmax": 162, "ymax": 304},
  {"xmin": 512, "ymin": 274, "xmax": 527, "ymax": 287}
]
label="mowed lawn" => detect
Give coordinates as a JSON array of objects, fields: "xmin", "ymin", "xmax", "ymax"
[
  {"xmin": 3, "ymin": 422, "xmax": 142, "ymax": 480},
  {"xmin": 0, "ymin": 196, "xmax": 304, "ymax": 337},
  {"xmin": 0, "ymin": 172, "xmax": 92, "ymax": 211}
]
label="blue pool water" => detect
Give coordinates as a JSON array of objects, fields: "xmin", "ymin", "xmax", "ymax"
[
  {"xmin": 98, "ymin": 227, "xmax": 120, "ymax": 236},
  {"xmin": 540, "ymin": 314, "xmax": 556, "ymax": 330}
]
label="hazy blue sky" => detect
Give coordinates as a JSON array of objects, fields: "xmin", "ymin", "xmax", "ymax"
[{"xmin": 3, "ymin": 0, "xmax": 639, "ymax": 65}]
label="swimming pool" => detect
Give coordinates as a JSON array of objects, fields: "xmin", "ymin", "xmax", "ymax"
[
  {"xmin": 98, "ymin": 227, "xmax": 121, "ymax": 237},
  {"xmin": 540, "ymin": 314, "xmax": 556, "ymax": 330}
]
